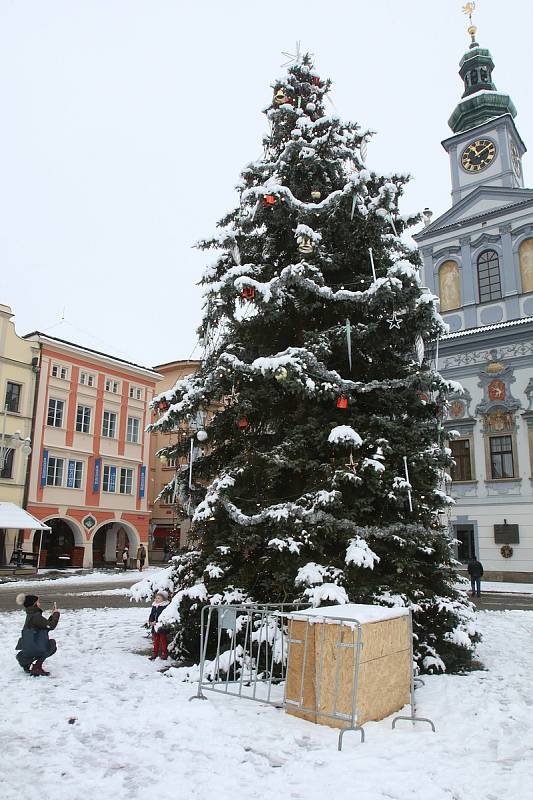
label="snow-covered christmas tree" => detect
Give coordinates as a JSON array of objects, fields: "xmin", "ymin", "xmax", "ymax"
[{"xmin": 148, "ymin": 53, "xmax": 477, "ymax": 673}]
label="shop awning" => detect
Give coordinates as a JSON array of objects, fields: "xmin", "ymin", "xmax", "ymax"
[
  {"xmin": 0, "ymin": 503, "xmax": 51, "ymax": 531},
  {"xmin": 152, "ymin": 526, "xmax": 173, "ymax": 538}
]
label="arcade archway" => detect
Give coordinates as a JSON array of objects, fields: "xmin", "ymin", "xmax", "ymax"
[
  {"xmin": 91, "ymin": 521, "xmax": 140, "ymax": 568},
  {"xmin": 36, "ymin": 518, "xmax": 84, "ymax": 569}
]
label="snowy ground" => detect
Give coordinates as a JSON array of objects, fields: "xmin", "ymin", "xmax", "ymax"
[
  {"xmin": 1, "ymin": 607, "xmax": 532, "ymax": 800},
  {"xmin": 0, "ymin": 566, "xmax": 163, "ymax": 590},
  {"xmin": 482, "ymin": 581, "xmax": 533, "ymax": 594}
]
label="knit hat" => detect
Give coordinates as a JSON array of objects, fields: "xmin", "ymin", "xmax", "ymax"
[
  {"xmin": 16, "ymin": 593, "xmax": 39, "ymax": 608},
  {"xmin": 155, "ymin": 590, "xmax": 168, "ymax": 601}
]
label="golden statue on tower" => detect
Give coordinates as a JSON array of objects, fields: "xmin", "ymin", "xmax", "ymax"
[{"xmin": 462, "ymin": 2, "xmax": 478, "ymax": 45}]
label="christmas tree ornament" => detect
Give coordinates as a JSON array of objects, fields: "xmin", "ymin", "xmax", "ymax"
[
  {"xmin": 350, "ymin": 195, "xmax": 357, "ymax": 221},
  {"xmin": 159, "ymin": 400, "xmax": 169, "ymax": 412},
  {"xmin": 297, "ymin": 235, "xmax": 315, "ymax": 254},
  {"xmin": 387, "ymin": 214, "xmax": 399, "ymax": 237},
  {"xmin": 312, "ymin": 75, "xmax": 321, "ymax": 86},
  {"xmin": 368, "ymin": 247, "xmax": 377, "ymax": 281},
  {"xmin": 344, "ymin": 452, "xmax": 358, "ymax": 475},
  {"xmin": 403, "ymin": 456, "xmax": 413, "ymax": 512},
  {"xmin": 336, "ymin": 396, "xmax": 348, "ymax": 409},
  {"xmin": 237, "ymin": 417, "xmax": 249, "ymax": 429},
  {"xmin": 274, "ymin": 87, "xmax": 290, "ymax": 105},
  {"xmin": 281, "ymin": 41, "xmax": 303, "ymax": 67},
  {"xmin": 360, "ymin": 139, "xmax": 368, "ymax": 163},
  {"xmin": 262, "ymin": 194, "xmax": 277, "ymax": 208},
  {"xmin": 345, "ymin": 318, "xmax": 352, "ymax": 372},
  {"xmin": 311, "ymin": 190, "xmax": 321, "ymax": 200},
  {"xmin": 415, "ymin": 335, "xmax": 425, "ymax": 366},
  {"xmin": 274, "ymin": 366, "xmax": 288, "ymax": 382},
  {"xmin": 159, "ymin": 453, "xmax": 169, "ymax": 466},
  {"xmin": 241, "ymin": 286, "xmax": 255, "ymax": 300},
  {"xmin": 196, "ymin": 430, "xmax": 208, "ymax": 443},
  {"xmin": 386, "ymin": 310, "xmax": 402, "ymax": 330},
  {"xmin": 231, "ymin": 243, "xmax": 241, "ymax": 265}
]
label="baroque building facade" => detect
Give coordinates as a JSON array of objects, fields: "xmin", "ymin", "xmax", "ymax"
[
  {"xmin": 0, "ymin": 304, "xmax": 39, "ymax": 565},
  {"xmin": 24, "ymin": 332, "xmax": 160, "ymax": 569},
  {"xmin": 415, "ymin": 24, "xmax": 533, "ymax": 580}
]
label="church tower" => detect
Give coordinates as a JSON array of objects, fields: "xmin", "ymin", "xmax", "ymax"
[
  {"xmin": 416, "ymin": 7, "xmax": 533, "ymax": 582},
  {"xmin": 415, "ymin": 10, "xmax": 533, "ymax": 333}
]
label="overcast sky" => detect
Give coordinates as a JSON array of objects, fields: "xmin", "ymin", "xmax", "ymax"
[{"xmin": 1, "ymin": 1, "xmax": 531, "ymax": 369}]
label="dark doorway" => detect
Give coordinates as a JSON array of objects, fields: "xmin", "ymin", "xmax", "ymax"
[
  {"xmin": 92, "ymin": 523, "xmax": 115, "ymax": 566},
  {"xmin": 456, "ymin": 525, "xmax": 476, "ymax": 562},
  {"xmin": 37, "ymin": 519, "xmax": 75, "ymax": 568}
]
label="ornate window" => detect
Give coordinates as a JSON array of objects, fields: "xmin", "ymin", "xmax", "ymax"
[
  {"xmin": 438, "ymin": 260, "xmax": 461, "ymax": 312},
  {"xmin": 519, "ymin": 238, "xmax": 533, "ymax": 293},
  {"xmin": 450, "ymin": 439, "xmax": 472, "ymax": 481},
  {"xmin": 477, "ymin": 249, "xmax": 501, "ymax": 302},
  {"xmin": 489, "ymin": 435, "xmax": 514, "ymax": 479}
]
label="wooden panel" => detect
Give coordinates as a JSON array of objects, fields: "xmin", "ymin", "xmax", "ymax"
[{"xmin": 285, "ymin": 615, "xmax": 411, "ymax": 730}]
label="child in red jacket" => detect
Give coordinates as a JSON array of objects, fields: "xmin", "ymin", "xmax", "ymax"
[{"xmin": 148, "ymin": 591, "xmax": 169, "ymax": 660}]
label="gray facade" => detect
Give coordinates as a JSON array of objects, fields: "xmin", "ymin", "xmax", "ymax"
[{"xmin": 414, "ymin": 33, "xmax": 533, "ymax": 580}]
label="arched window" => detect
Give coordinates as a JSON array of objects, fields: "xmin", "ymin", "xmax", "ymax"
[
  {"xmin": 477, "ymin": 250, "xmax": 502, "ymax": 302},
  {"xmin": 519, "ymin": 238, "xmax": 533, "ymax": 293},
  {"xmin": 438, "ymin": 260, "xmax": 461, "ymax": 312}
]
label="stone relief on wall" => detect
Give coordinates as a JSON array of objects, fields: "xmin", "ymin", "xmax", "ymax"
[
  {"xmin": 442, "ymin": 341, "xmax": 533, "ymax": 370},
  {"xmin": 445, "ymin": 388, "xmax": 473, "ymax": 421},
  {"xmin": 476, "ymin": 355, "xmax": 521, "ymax": 420}
]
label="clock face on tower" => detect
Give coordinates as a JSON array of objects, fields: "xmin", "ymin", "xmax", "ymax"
[{"xmin": 460, "ymin": 139, "xmax": 497, "ymax": 173}]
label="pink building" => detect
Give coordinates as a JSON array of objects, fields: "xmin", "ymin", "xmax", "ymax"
[{"xmin": 24, "ymin": 332, "xmax": 161, "ymax": 569}]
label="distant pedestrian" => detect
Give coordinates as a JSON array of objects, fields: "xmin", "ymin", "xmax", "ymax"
[
  {"xmin": 467, "ymin": 555, "xmax": 484, "ymax": 597},
  {"xmin": 122, "ymin": 546, "xmax": 129, "ymax": 571},
  {"xmin": 137, "ymin": 544, "xmax": 146, "ymax": 572},
  {"xmin": 148, "ymin": 591, "xmax": 170, "ymax": 661},
  {"xmin": 15, "ymin": 594, "xmax": 60, "ymax": 677}
]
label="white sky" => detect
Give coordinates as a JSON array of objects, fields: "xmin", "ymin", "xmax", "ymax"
[{"xmin": 0, "ymin": 1, "xmax": 531, "ymax": 368}]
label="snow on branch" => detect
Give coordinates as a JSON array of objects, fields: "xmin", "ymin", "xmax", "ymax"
[
  {"xmin": 345, "ymin": 537, "xmax": 380, "ymax": 570},
  {"xmin": 328, "ymin": 425, "xmax": 363, "ymax": 447}
]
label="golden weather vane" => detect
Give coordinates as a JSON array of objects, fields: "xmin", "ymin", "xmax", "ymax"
[{"xmin": 462, "ymin": 2, "xmax": 478, "ymax": 44}]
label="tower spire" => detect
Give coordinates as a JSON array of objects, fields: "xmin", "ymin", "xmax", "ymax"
[{"xmin": 448, "ymin": 4, "xmax": 516, "ymax": 133}]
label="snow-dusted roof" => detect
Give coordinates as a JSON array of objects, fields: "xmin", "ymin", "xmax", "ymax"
[{"xmin": 441, "ymin": 316, "xmax": 533, "ymax": 341}]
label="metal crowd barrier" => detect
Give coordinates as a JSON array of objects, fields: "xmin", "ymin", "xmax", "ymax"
[{"xmin": 189, "ymin": 603, "xmax": 435, "ymax": 749}]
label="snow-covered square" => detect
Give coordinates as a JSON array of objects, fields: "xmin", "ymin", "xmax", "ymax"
[{"xmin": 1, "ymin": 605, "xmax": 531, "ymax": 800}]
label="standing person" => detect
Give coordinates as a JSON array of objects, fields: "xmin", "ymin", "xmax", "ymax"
[
  {"xmin": 15, "ymin": 594, "xmax": 60, "ymax": 676},
  {"xmin": 467, "ymin": 554, "xmax": 484, "ymax": 597},
  {"xmin": 122, "ymin": 545, "xmax": 129, "ymax": 571},
  {"xmin": 137, "ymin": 544, "xmax": 146, "ymax": 572},
  {"xmin": 148, "ymin": 591, "xmax": 170, "ymax": 660}
]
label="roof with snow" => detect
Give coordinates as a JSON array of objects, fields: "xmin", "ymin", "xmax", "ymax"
[{"xmin": 24, "ymin": 331, "xmax": 162, "ymax": 378}]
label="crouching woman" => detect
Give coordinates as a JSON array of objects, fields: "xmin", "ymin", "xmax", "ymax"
[{"xmin": 15, "ymin": 593, "xmax": 60, "ymax": 677}]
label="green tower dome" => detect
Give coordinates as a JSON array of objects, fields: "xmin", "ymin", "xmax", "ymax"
[{"xmin": 448, "ymin": 27, "xmax": 516, "ymax": 134}]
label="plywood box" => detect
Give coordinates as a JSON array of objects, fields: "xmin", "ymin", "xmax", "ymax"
[{"xmin": 285, "ymin": 604, "xmax": 411, "ymax": 729}]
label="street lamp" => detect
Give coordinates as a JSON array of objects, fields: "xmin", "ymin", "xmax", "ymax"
[{"xmin": 0, "ymin": 405, "xmax": 32, "ymax": 473}]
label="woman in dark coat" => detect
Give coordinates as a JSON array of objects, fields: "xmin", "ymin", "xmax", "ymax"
[{"xmin": 15, "ymin": 593, "xmax": 60, "ymax": 677}]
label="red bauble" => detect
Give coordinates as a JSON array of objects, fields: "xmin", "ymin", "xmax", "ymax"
[
  {"xmin": 159, "ymin": 401, "xmax": 169, "ymax": 412},
  {"xmin": 312, "ymin": 76, "xmax": 320, "ymax": 86},
  {"xmin": 262, "ymin": 194, "xmax": 276, "ymax": 208},
  {"xmin": 336, "ymin": 397, "xmax": 348, "ymax": 409},
  {"xmin": 241, "ymin": 286, "xmax": 255, "ymax": 300},
  {"xmin": 237, "ymin": 417, "xmax": 249, "ymax": 429}
]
